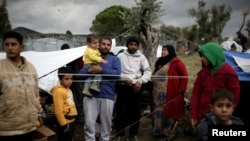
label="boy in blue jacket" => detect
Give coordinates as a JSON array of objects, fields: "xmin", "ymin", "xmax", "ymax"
[{"xmin": 194, "ymin": 88, "xmax": 244, "ymax": 141}]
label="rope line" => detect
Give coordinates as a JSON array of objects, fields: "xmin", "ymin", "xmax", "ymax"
[
  {"xmin": 39, "ymin": 73, "xmax": 195, "ymax": 83},
  {"xmin": 110, "ymin": 94, "xmax": 183, "ymax": 138}
]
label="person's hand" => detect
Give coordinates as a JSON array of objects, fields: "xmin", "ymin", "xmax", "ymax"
[
  {"xmin": 62, "ymin": 123, "xmax": 69, "ymax": 132},
  {"xmin": 125, "ymin": 79, "xmax": 133, "ymax": 87},
  {"xmin": 190, "ymin": 118, "xmax": 197, "ymax": 128},
  {"xmin": 36, "ymin": 117, "xmax": 43, "ymax": 127},
  {"xmin": 38, "ymin": 117, "xmax": 43, "ymax": 125},
  {"xmin": 102, "ymin": 59, "xmax": 108, "ymax": 64},
  {"xmin": 88, "ymin": 64, "xmax": 102, "ymax": 74},
  {"xmin": 133, "ymin": 82, "xmax": 141, "ymax": 93},
  {"xmin": 36, "ymin": 121, "xmax": 41, "ymax": 127}
]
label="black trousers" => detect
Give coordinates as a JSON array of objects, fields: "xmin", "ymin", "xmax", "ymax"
[
  {"xmin": 114, "ymin": 83, "xmax": 143, "ymax": 138},
  {"xmin": 57, "ymin": 121, "xmax": 75, "ymax": 141}
]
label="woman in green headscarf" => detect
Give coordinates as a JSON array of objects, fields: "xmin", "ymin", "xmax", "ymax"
[{"xmin": 190, "ymin": 42, "xmax": 240, "ymax": 128}]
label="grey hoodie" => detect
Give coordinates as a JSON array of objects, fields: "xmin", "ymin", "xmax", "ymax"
[{"xmin": 117, "ymin": 50, "xmax": 152, "ymax": 84}]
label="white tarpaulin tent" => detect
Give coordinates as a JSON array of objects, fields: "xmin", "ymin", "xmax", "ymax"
[
  {"xmin": 0, "ymin": 45, "xmax": 127, "ymax": 92},
  {"xmin": 0, "ymin": 46, "xmax": 87, "ymax": 92},
  {"xmin": 0, "ymin": 46, "xmax": 87, "ymax": 78},
  {"xmin": 221, "ymin": 40, "xmax": 243, "ymax": 52}
]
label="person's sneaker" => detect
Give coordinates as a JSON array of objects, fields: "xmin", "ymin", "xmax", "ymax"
[
  {"xmin": 89, "ymin": 82, "xmax": 100, "ymax": 92},
  {"xmin": 82, "ymin": 87, "xmax": 93, "ymax": 97},
  {"xmin": 127, "ymin": 136, "xmax": 138, "ymax": 141}
]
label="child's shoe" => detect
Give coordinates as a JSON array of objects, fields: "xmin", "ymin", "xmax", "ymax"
[
  {"xmin": 82, "ymin": 86, "xmax": 93, "ymax": 97},
  {"xmin": 90, "ymin": 81, "xmax": 100, "ymax": 92}
]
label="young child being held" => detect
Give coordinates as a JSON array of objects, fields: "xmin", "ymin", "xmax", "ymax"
[
  {"xmin": 51, "ymin": 67, "xmax": 78, "ymax": 141},
  {"xmin": 81, "ymin": 34, "xmax": 108, "ymax": 97},
  {"xmin": 194, "ymin": 88, "xmax": 244, "ymax": 141}
]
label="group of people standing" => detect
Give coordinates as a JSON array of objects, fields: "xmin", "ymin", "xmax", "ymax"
[{"xmin": 0, "ymin": 31, "xmax": 244, "ymax": 141}]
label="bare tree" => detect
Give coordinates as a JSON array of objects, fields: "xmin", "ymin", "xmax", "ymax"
[
  {"xmin": 237, "ymin": 10, "xmax": 249, "ymax": 35},
  {"xmin": 237, "ymin": 10, "xmax": 249, "ymax": 51},
  {"xmin": 245, "ymin": 19, "xmax": 250, "ymax": 36},
  {"xmin": 188, "ymin": 0, "xmax": 232, "ymax": 43},
  {"xmin": 132, "ymin": 0, "xmax": 164, "ymax": 68}
]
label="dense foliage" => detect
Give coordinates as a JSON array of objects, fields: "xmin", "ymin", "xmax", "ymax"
[{"xmin": 0, "ymin": 0, "xmax": 12, "ymax": 37}]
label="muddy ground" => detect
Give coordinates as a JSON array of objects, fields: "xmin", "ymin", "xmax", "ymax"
[{"xmin": 47, "ymin": 111, "xmax": 196, "ymax": 141}]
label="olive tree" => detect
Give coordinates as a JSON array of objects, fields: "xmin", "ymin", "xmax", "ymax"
[{"xmin": 188, "ymin": 0, "xmax": 232, "ymax": 43}]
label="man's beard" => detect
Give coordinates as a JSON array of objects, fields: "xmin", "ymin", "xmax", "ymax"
[
  {"xmin": 128, "ymin": 49, "xmax": 137, "ymax": 54},
  {"xmin": 100, "ymin": 49, "xmax": 109, "ymax": 55}
]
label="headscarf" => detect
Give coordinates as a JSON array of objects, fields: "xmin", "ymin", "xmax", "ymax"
[
  {"xmin": 199, "ymin": 42, "xmax": 225, "ymax": 74},
  {"xmin": 154, "ymin": 45, "xmax": 176, "ymax": 74}
]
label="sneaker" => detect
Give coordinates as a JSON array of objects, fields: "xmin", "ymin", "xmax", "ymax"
[
  {"xmin": 82, "ymin": 87, "xmax": 93, "ymax": 97},
  {"xmin": 127, "ymin": 136, "xmax": 138, "ymax": 141},
  {"xmin": 89, "ymin": 82, "xmax": 100, "ymax": 92}
]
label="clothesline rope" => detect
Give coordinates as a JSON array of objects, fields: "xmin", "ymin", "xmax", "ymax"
[{"xmin": 110, "ymin": 93, "xmax": 183, "ymax": 138}]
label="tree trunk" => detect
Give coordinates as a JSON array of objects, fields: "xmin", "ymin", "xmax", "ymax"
[{"xmin": 139, "ymin": 26, "xmax": 158, "ymax": 70}]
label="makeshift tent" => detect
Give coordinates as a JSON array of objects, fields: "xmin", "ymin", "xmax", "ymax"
[
  {"xmin": 224, "ymin": 50, "xmax": 250, "ymax": 81},
  {"xmin": 224, "ymin": 50, "xmax": 250, "ymax": 128},
  {"xmin": 0, "ymin": 46, "xmax": 87, "ymax": 95},
  {"xmin": 221, "ymin": 40, "xmax": 243, "ymax": 52},
  {"xmin": 0, "ymin": 46, "xmax": 87, "ymax": 78},
  {"xmin": 111, "ymin": 46, "xmax": 127, "ymax": 55},
  {"xmin": 0, "ymin": 46, "xmax": 128, "ymax": 91},
  {"xmin": 0, "ymin": 45, "xmax": 125, "ymax": 125}
]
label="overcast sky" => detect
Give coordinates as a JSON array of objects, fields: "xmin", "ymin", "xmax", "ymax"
[{"xmin": 1, "ymin": 0, "xmax": 250, "ymax": 38}]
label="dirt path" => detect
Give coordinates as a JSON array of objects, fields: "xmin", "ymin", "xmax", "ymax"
[{"xmin": 47, "ymin": 117, "xmax": 196, "ymax": 141}]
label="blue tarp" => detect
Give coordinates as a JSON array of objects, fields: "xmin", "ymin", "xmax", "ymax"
[{"xmin": 224, "ymin": 51, "xmax": 250, "ymax": 81}]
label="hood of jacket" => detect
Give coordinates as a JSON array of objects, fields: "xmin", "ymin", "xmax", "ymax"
[
  {"xmin": 123, "ymin": 49, "xmax": 142, "ymax": 57},
  {"xmin": 199, "ymin": 42, "xmax": 225, "ymax": 74}
]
